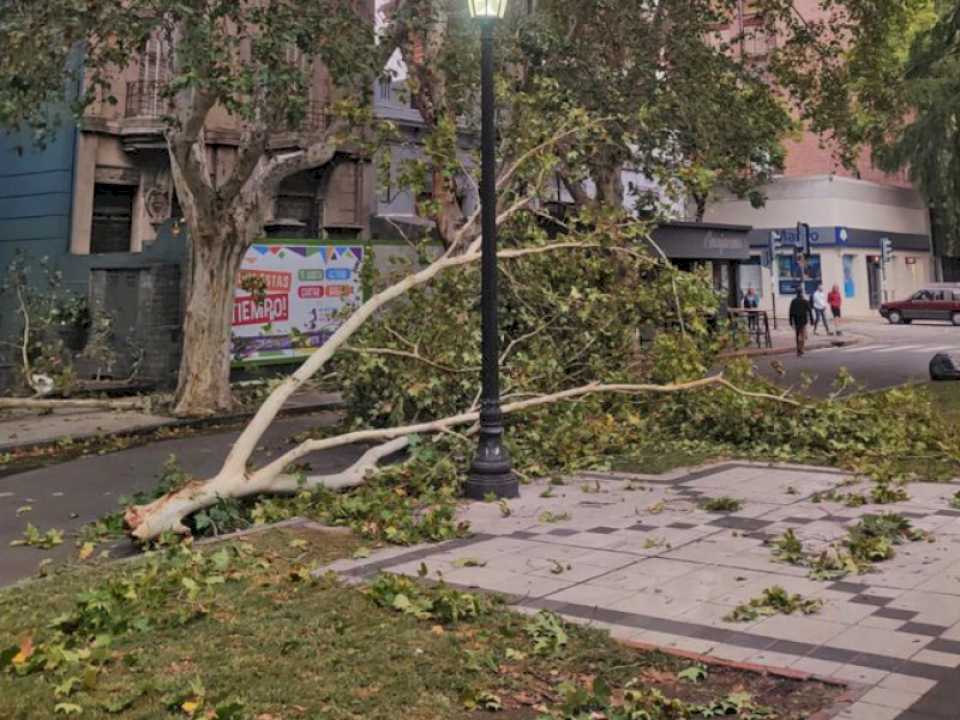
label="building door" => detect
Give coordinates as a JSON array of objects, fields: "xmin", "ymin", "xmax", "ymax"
[
  {"xmin": 712, "ymin": 262, "xmax": 739, "ymax": 308},
  {"xmin": 867, "ymin": 256, "xmax": 882, "ymax": 309}
]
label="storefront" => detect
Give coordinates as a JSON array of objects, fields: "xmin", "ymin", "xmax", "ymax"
[
  {"xmin": 651, "ymin": 221, "xmax": 753, "ymax": 308},
  {"xmin": 743, "ymin": 226, "xmax": 934, "ymax": 318}
]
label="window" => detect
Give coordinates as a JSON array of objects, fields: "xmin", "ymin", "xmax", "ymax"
[
  {"xmin": 777, "ymin": 253, "xmax": 821, "ymax": 295},
  {"xmin": 91, "ymin": 184, "xmax": 136, "ymax": 254}
]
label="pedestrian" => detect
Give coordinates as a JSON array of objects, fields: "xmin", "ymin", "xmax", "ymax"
[
  {"xmin": 789, "ymin": 288, "xmax": 810, "ymax": 356},
  {"xmin": 743, "ymin": 287, "xmax": 759, "ymax": 337},
  {"xmin": 828, "ymin": 284, "xmax": 843, "ymax": 334},
  {"xmin": 811, "ymin": 284, "xmax": 831, "ymax": 335}
]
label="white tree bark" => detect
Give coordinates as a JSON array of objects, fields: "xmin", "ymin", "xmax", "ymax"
[{"xmin": 124, "ymin": 372, "xmax": 797, "ymax": 541}]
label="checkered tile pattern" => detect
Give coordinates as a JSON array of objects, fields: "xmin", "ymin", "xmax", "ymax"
[{"xmin": 322, "ymin": 462, "xmax": 960, "ymax": 719}]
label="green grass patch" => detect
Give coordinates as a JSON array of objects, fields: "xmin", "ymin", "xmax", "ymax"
[
  {"xmin": 610, "ymin": 444, "xmax": 716, "ymax": 476},
  {"xmin": 0, "ymin": 526, "xmax": 842, "ymax": 719}
]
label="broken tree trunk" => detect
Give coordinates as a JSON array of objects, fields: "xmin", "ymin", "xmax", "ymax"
[{"xmin": 124, "ymin": 374, "xmax": 797, "ymax": 541}]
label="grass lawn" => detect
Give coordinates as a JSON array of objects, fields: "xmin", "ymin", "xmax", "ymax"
[
  {"xmin": 924, "ymin": 380, "xmax": 960, "ymax": 426},
  {"xmin": 610, "ymin": 445, "xmax": 717, "ymax": 476},
  {"xmin": 0, "ymin": 525, "xmax": 843, "ymax": 720}
]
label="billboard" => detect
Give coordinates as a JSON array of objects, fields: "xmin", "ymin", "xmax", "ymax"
[{"xmin": 231, "ymin": 240, "xmax": 364, "ymax": 365}]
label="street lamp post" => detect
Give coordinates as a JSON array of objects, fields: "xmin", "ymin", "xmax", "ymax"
[{"xmin": 464, "ymin": 0, "xmax": 518, "ymax": 501}]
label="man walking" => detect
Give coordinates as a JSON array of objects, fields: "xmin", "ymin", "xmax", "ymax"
[
  {"xmin": 811, "ymin": 284, "xmax": 831, "ymax": 335},
  {"xmin": 789, "ymin": 289, "xmax": 811, "ymax": 356}
]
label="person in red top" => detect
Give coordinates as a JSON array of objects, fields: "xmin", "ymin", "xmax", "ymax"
[{"xmin": 828, "ymin": 285, "xmax": 843, "ymax": 334}]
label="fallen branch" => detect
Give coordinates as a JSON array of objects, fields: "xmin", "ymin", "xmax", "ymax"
[{"xmin": 124, "ymin": 374, "xmax": 798, "ymax": 541}]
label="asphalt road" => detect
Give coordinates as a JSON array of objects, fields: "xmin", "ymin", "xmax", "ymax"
[
  {"xmin": 754, "ymin": 318, "xmax": 960, "ymax": 396},
  {"xmin": 0, "ymin": 411, "xmax": 361, "ymax": 587}
]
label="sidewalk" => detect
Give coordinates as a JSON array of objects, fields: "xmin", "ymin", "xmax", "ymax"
[
  {"xmin": 327, "ymin": 462, "xmax": 960, "ymax": 720},
  {"xmin": 0, "ymin": 390, "xmax": 342, "ymax": 454},
  {"xmin": 727, "ymin": 323, "xmax": 868, "ymax": 358}
]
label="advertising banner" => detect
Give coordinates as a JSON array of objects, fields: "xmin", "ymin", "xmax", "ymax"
[{"xmin": 231, "ymin": 240, "xmax": 364, "ymax": 365}]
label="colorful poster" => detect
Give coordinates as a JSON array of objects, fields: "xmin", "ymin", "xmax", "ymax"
[
  {"xmin": 843, "ymin": 254, "xmax": 856, "ymax": 298},
  {"xmin": 231, "ymin": 241, "xmax": 364, "ymax": 365}
]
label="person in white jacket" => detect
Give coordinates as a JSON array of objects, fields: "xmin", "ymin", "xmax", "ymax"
[{"xmin": 811, "ymin": 285, "xmax": 831, "ymax": 335}]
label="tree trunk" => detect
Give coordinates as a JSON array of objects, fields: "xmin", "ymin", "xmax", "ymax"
[
  {"xmin": 173, "ymin": 232, "xmax": 246, "ymax": 417},
  {"xmin": 694, "ymin": 193, "xmax": 707, "ymax": 223}
]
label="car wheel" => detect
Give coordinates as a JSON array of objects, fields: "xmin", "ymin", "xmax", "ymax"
[
  {"xmin": 952, "ymin": 312, "xmax": 960, "ymax": 327},
  {"xmin": 888, "ymin": 310, "xmax": 903, "ymax": 324}
]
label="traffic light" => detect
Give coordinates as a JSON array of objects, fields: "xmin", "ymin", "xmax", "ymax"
[
  {"xmin": 797, "ymin": 222, "xmax": 812, "ymax": 257},
  {"xmin": 880, "ymin": 237, "xmax": 893, "ymax": 265}
]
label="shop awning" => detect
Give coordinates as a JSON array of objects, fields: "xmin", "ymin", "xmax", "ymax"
[{"xmin": 651, "ymin": 221, "xmax": 753, "ymax": 261}]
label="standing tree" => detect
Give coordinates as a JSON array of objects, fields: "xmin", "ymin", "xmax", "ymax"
[
  {"xmin": 512, "ymin": 0, "xmax": 793, "ymax": 219},
  {"xmin": 0, "ymin": 0, "xmax": 381, "ymax": 415}
]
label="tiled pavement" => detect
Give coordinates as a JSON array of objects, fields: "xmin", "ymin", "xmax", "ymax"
[{"xmin": 322, "ymin": 462, "xmax": 960, "ymax": 719}]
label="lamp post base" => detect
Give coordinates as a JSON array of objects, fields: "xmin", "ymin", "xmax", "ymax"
[
  {"xmin": 465, "ymin": 429, "xmax": 518, "ymax": 500},
  {"xmin": 464, "ymin": 471, "xmax": 519, "ymax": 501}
]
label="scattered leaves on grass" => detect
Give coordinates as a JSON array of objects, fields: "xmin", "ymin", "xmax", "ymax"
[
  {"xmin": 366, "ymin": 573, "xmax": 495, "ymax": 624},
  {"xmin": 724, "ymin": 586, "xmax": 823, "ymax": 622},
  {"xmin": 524, "ymin": 611, "xmax": 568, "ymax": 656},
  {"xmin": 677, "ymin": 663, "xmax": 708, "ymax": 683}
]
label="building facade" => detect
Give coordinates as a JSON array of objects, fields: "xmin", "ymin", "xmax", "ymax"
[
  {"xmin": 0, "ymin": 5, "xmax": 375, "ymax": 389},
  {"xmin": 702, "ymin": 0, "xmax": 937, "ymax": 318}
]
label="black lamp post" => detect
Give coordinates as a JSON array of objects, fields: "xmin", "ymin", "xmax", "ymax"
[{"xmin": 464, "ymin": 0, "xmax": 518, "ymax": 501}]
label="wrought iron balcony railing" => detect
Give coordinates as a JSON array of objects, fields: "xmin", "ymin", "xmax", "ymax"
[
  {"xmin": 125, "ymin": 80, "xmax": 171, "ymax": 119},
  {"xmin": 125, "ymin": 81, "xmax": 329, "ymax": 133}
]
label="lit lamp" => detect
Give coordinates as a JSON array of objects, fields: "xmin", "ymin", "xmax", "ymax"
[
  {"xmin": 464, "ymin": 0, "xmax": 517, "ymax": 501},
  {"xmin": 467, "ymin": 0, "xmax": 509, "ymax": 18}
]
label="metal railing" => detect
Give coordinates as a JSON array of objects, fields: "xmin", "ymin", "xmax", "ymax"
[
  {"xmin": 125, "ymin": 80, "xmax": 170, "ymax": 119},
  {"xmin": 729, "ymin": 309, "xmax": 773, "ymax": 349},
  {"xmin": 125, "ymin": 81, "xmax": 329, "ymax": 133}
]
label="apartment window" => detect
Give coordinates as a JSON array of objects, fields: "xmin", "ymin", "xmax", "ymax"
[
  {"xmin": 90, "ymin": 184, "xmax": 136, "ymax": 254},
  {"xmin": 378, "ymin": 77, "xmax": 393, "ymax": 101}
]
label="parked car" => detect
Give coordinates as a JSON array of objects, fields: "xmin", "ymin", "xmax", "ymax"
[{"xmin": 880, "ymin": 284, "xmax": 960, "ymax": 325}]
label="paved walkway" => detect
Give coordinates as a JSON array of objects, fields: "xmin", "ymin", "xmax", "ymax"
[
  {"xmin": 325, "ymin": 462, "xmax": 960, "ymax": 720},
  {"xmin": 0, "ymin": 390, "xmax": 342, "ymax": 453},
  {"xmin": 0, "ymin": 410, "xmax": 354, "ymax": 586}
]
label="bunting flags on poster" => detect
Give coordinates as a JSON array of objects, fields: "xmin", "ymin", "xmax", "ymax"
[{"xmin": 233, "ymin": 241, "xmax": 364, "ymax": 367}]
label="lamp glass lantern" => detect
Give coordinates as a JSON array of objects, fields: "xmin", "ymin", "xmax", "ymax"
[{"xmin": 467, "ymin": 0, "xmax": 508, "ymax": 18}]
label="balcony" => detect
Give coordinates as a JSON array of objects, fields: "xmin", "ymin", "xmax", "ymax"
[
  {"xmin": 281, "ymin": 100, "xmax": 329, "ymax": 134},
  {"xmin": 125, "ymin": 80, "xmax": 171, "ymax": 119}
]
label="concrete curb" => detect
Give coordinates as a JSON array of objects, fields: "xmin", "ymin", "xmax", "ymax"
[
  {"xmin": 723, "ymin": 334, "xmax": 865, "ymax": 359},
  {"xmin": 0, "ymin": 394, "xmax": 344, "ymax": 456}
]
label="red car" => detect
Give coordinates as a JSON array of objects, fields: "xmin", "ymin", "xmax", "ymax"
[{"xmin": 880, "ymin": 285, "xmax": 960, "ymax": 325}]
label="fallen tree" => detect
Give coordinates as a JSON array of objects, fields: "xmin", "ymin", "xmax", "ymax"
[{"xmin": 124, "ymin": 375, "xmax": 797, "ymax": 539}]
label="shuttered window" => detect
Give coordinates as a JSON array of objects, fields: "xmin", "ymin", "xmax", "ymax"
[{"xmin": 90, "ymin": 184, "xmax": 135, "ymax": 254}]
